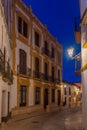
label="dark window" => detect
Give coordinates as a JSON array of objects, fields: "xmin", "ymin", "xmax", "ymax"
[
  {"xmin": 51, "ymin": 48, "xmax": 55, "ymax": 58},
  {"xmin": 20, "ymin": 86, "xmax": 26, "ymax": 107},
  {"xmin": 18, "ymin": 16, "xmax": 22, "ymax": 34},
  {"xmin": 52, "ymin": 89, "xmax": 55, "ymax": 103},
  {"xmin": 35, "ymin": 57, "xmax": 39, "ymax": 78},
  {"xmin": 23, "ymin": 21, "xmax": 28, "ymax": 38},
  {"xmin": 19, "ymin": 49, "xmax": 27, "ymax": 74},
  {"xmin": 35, "ymin": 87, "xmax": 40, "ymax": 104},
  {"xmin": 18, "ymin": 16, "xmax": 28, "ymax": 38},
  {"xmin": 35, "ymin": 57, "xmax": 39, "ymax": 72},
  {"xmin": 35, "ymin": 32, "xmax": 39, "ymax": 46},
  {"xmin": 45, "ymin": 41, "xmax": 48, "ymax": 50}
]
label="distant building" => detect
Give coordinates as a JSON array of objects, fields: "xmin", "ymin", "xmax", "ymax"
[
  {"xmin": 61, "ymin": 81, "xmax": 82, "ymax": 108},
  {"xmin": 0, "ymin": 0, "xmax": 62, "ymax": 123},
  {"xmin": 75, "ymin": 0, "xmax": 87, "ymax": 130}
]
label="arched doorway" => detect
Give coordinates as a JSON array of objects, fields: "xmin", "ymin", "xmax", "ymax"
[{"xmin": 44, "ymin": 88, "xmax": 48, "ymax": 109}]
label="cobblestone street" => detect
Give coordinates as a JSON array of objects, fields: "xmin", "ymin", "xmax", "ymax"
[{"xmin": 0, "ymin": 107, "xmax": 84, "ymax": 130}]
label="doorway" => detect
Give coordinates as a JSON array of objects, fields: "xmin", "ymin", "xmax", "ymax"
[
  {"xmin": 2, "ymin": 91, "xmax": 6, "ymax": 121},
  {"xmin": 44, "ymin": 88, "xmax": 48, "ymax": 109},
  {"xmin": 58, "ymin": 90, "xmax": 61, "ymax": 106},
  {"xmin": 8, "ymin": 92, "xmax": 10, "ymax": 116}
]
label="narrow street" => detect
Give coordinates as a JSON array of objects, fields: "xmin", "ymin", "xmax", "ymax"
[{"xmin": 0, "ymin": 107, "xmax": 83, "ymax": 130}]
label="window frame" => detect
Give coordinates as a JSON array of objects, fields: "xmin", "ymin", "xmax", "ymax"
[
  {"xmin": 18, "ymin": 16, "xmax": 28, "ymax": 38},
  {"xmin": 35, "ymin": 87, "xmax": 41, "ymax": 105},
  {"xmin": 20, "ymin": 86, "xmax": 27, "ymax": 107}
]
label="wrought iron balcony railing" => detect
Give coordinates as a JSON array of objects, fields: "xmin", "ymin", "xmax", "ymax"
[
  {"xmin": 17, "ymin": 65, "xmax": 32, "ymax": 76},
  {"xmin": 0, "ymin": 49, "xmax": 13, "ymax": 84}
]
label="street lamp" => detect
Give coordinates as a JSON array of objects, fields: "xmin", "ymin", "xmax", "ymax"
[
  {"xmin": 67, "ymin": 46, "xmax": 81, "ymax": 76},
  {"xmin": 67, "ymin": 46, "xmax": 81, "ymax": 60},
  {"xmin": 67, "ymin": 47, "xmax": 74, "ymax": 59}
]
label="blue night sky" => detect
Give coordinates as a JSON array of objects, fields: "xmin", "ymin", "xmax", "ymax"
[{"xmin": 23, "ymin": 0, "xmax": 81, "ymax": 83}]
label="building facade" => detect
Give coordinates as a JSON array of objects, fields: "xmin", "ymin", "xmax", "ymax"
[
  {"xmin": 0, "ymin": 0, "xmax": 13, "ymax": 123},
  {"xmin": 0, "ymin": 0, "xmax": 62, "ymax": 122},
  {"xmin": 75, "ymin": 0, "xmax": 87, "ymax": 129}
]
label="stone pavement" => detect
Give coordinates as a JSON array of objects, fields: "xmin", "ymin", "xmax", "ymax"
[{"xmin": 0, "ymin": 107, "xmax": 84, "ymax": 130}]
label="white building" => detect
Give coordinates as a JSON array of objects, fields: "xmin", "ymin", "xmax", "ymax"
[
  {"xmin": 75, "ymin": 0, "xmax": 87, "ymax": 129},
  {"xmin": 0, "ymin": 0, "xmax": 62, "ymax": 123},
  {"xmin": 0, "ymin": 0, "xmax": 13, "ymax": 123}
]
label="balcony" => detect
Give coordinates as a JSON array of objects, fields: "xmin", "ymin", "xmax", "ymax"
[
  {"xmin": 0, "ymin": 61, "xmax": 13, "ymax": 84},
  {"xmin": 74, "ymin": 18, "xmax": 81, "ymax": 44},
  {"xmin": 41, "ymin": 48, "xmax": 50, "ymax": 57},
  {"xmin": 17, "ymin": 65, "xmax": 32, "ymax": 76},
  {"xmin": 0, "ymin": 49, "xmax": 13, "ymax": 84}
]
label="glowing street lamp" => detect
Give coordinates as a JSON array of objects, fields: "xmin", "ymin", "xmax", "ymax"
[
  {"xmin": 67, "ymin": 47, "xmax": 74, "ymax": 59},
  {"xmin": 67, "ymin": 46, "xmax": 81, "ymax": 76}
]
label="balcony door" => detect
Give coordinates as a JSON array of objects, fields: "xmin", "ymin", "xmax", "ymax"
[
  {"xmin": 52, "ymin": 67, "xmax": 54, "ymax": 81},
  {"xmin": 44, "ymin": 63, "xmax": 48, "ymax": 80},
  {"xmin": 35, "ymin": 57, "xmax": 39, "ymax": 78},
  {"xmin": 20, "ymin": 86, "xmax": 27, "ymax": 107},
  {"xmin": 19, "ymin": 49, "xmax": 27, "ymax": 74}
]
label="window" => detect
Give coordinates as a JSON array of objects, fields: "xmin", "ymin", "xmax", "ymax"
[
  {"xmin": 35, "ymin": 57, "xmax": 40, "ymax": 78},
  {"xmin": 18, "ymin": 16, "xmax": 22, "ymax": 34},
  {"xmin": 52, "ymin": 89, "xmax": 55, "ymax": 102},
  {"xmin": 18, "ymin": 16, "xmax": 28, "ymax": 38},
  {"xmin": 23, "ymin": 21, "xmax": 28, "ymax": 38},
  {"xmin": 20, "ymin": 86, "xmax": 26, "ymax": 107},
  {"xmin": 35, "ymin": 87, "xmax": 40, "ymax": 104},
  {"xmin": 51, "ymin": 47, "xmax": 55, "ymax": 58},
  {"xmin": 35, "ymin": 57, "xmax": 39, "ymax": 72},
  {"xmin": 44, "ymin": 63, "xmax": 48, "ymax": 80},
  {"xmin": 45, "ymin": 41, "xmax": 48, "ymax": 50},
  {"xmin": 19, "ymin": 49, "xmax": 27, "ymax": 75},
  {"xmin": 35, "ymin": 31, "xmax": 39, "ymax": 46}
]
